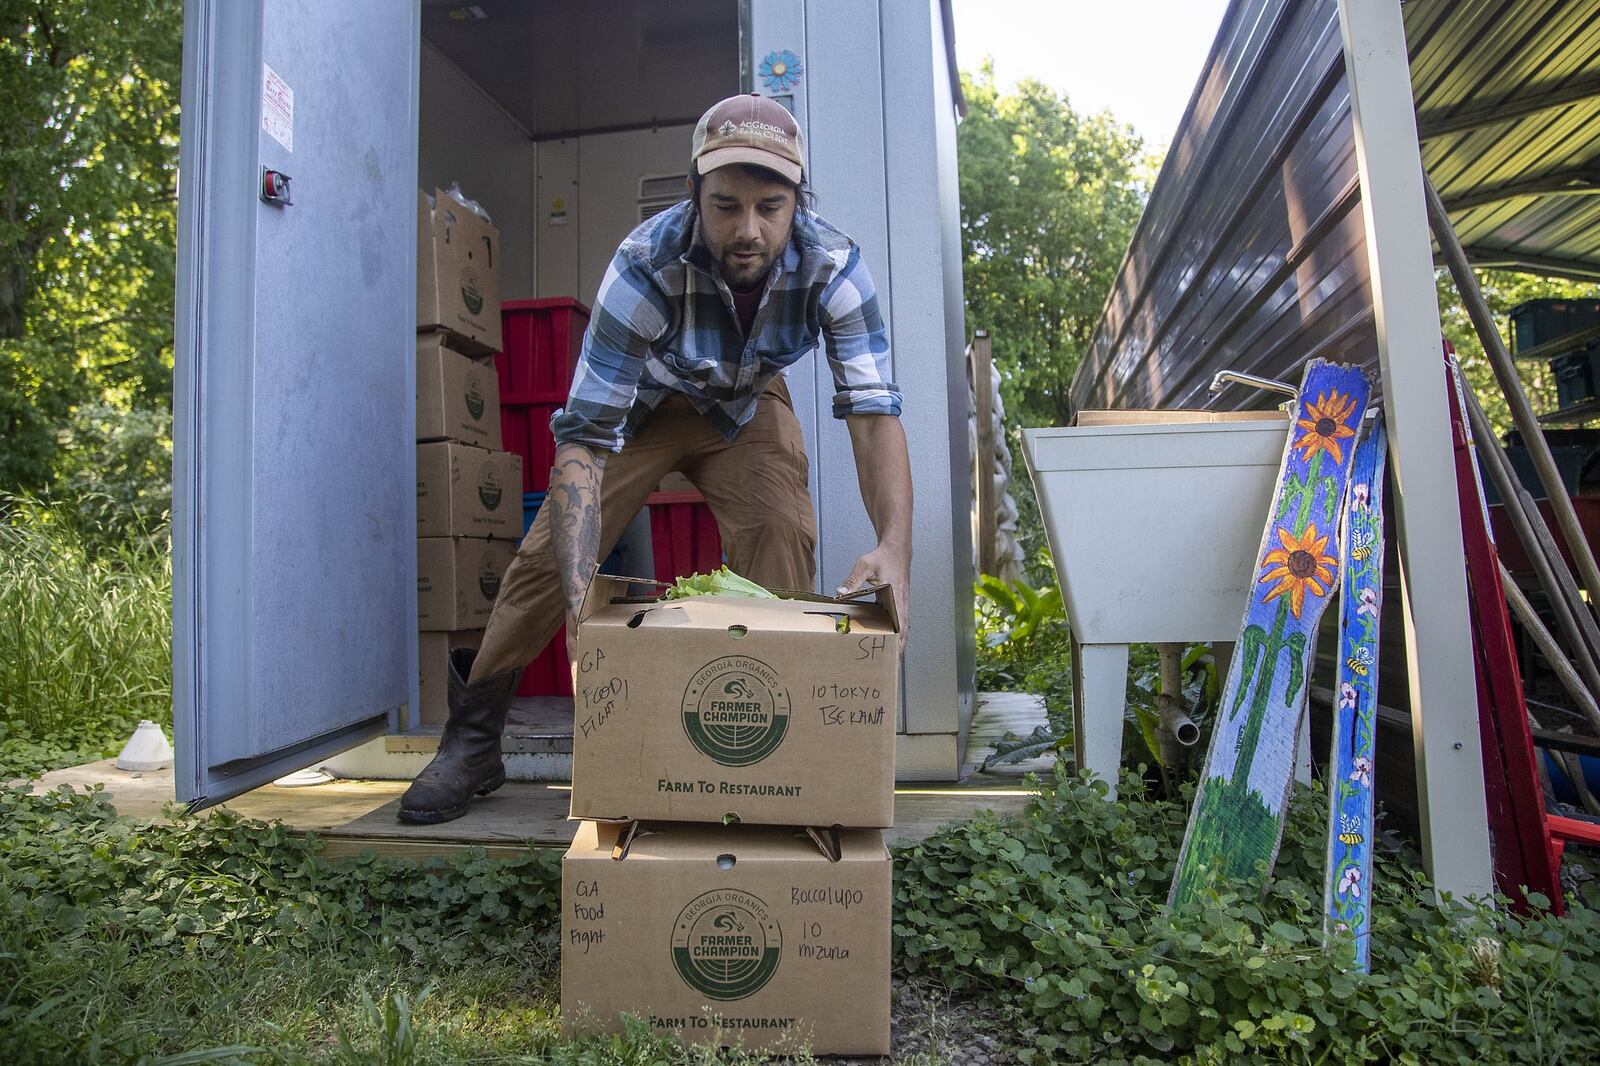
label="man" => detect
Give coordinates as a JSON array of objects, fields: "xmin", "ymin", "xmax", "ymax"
[{"xmin": 400, "ymin": 93, "xmax": 913, "ymax": 824}]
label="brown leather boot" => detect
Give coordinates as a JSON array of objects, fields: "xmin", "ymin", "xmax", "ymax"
[{"xmin": 398, "ymin": 649, "xmax": 521, "ymax": 824}]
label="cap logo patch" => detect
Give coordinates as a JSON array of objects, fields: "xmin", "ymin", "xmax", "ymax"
[{"xmin": 718, "ymin": 120, "xmax": 737, "ymax": 136}]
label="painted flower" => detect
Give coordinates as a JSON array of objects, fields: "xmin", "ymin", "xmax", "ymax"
[
  {"xmin": 1350, "ymin": 756, "xmax": 1373, "ymax": 787},
  {"xmin": 1338, "ymin": 865, "xmax": 1363, "ymax": 898},
  {"xmin": 1351, "ymin": 482, "xmax": 1370, "ymax": 511},
  {"xmin": 1293, "ymin": 390, "xmax": 1360, "ymax": 466},
  {"xmin": 1357, "ymin": 586, "xmax": 1379, "ymax": 617},
  {"xmin": 1339, "ymin": 681, "xmax": 1358, "ymax": 710},
  {"xmin": 759, "ymin": 49, "xmax": 803, "ymax": 93},
  {"xmin": 1259, "ymin": 523, "xmax": 1337, "ymax": 618}
]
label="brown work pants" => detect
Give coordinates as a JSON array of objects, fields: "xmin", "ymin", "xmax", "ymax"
[{"xmin": 472, "ymin": 377, "xmax": 818, "ymax": 680}]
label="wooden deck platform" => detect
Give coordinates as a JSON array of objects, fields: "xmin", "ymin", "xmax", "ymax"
[{"xmin": 29, "ymin": 692, "xmax": 1053, "ymax": 860}]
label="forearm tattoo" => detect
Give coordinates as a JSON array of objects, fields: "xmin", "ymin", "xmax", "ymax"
[{"xmin": 550, "ymin": 446, "xmax": 608, "ymax": 617}]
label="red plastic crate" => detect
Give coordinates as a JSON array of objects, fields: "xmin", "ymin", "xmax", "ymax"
[
  {"xmin": 501, "ymin": 401, "xmax": 561, "ymax": 493},
  {"xmin": 517, "ymin": 626, "xmax": 573, "ymax": 698},
  {"xmin": 495, "ymin": 297, "xmax": 589, "ymax": 404},
  {"xmin": 648, "ymin": 490, "xmax": 725, "ymax": 581}
]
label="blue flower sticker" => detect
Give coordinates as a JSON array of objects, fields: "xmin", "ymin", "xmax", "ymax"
[{"xmin": 760, "ymin": 50, "xmax": 803, "ymax": 93}]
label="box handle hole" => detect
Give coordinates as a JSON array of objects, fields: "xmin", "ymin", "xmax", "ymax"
[
  {"xmin": 627, "ymin": 611, "xmax": 648, "ymax": 629},
  {"xmin": 722, "ymin": 812, "xmax": 741, "ymax": 826},
  {"xmin": 728, "ymin": 624, "xmax": 748, "ymax": 639},
  {"xmin": 716, "ymin": 853, "xmax": 736, "ymax": 870}
]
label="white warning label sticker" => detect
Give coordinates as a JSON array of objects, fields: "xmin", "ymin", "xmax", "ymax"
[{"xmin": 262, "ymin": 64, "xmax": 294, "ymax": 152}]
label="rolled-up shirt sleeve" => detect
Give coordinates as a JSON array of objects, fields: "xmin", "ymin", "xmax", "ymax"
[
  {"xmin": 819, "ymin": 246, "xmax": 901, "ymax": 419},
  {"xmin": 549, "ymin": 251, "xmax": 671, "ymax": 452}
]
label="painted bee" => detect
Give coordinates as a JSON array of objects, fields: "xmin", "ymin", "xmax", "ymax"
[
  {"xmin": 1351, "ymin": 529, "xmax": 1374, "ymax": 562},
  {"xmin": 1338, "ymin": 814, "xmax": 1365, "ymax": 848},
  {"xmin": 1345, "ymin": 646, "xmax": 1373, "ymax": 677}
]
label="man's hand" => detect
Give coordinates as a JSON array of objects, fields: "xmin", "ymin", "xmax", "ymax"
[
  {"xmin": 837, "ymin": 542, "xmax": 911, "ymax": 649},
  {"xmin": 843, "ymin": 414, "xmax": 913, "ymax": 649},
  {"xmin": 548, "ymin": 442, "xmax": 609, "ymax": 664}
]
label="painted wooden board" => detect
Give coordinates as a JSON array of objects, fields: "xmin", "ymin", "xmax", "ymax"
[
  {"xmin": 1170, "ymin": 360, "xmax": 1371, "ymax": 908},
  {"xmin": 1323, "ymin": 419, "xmax": 1387, "ymax": 970}
]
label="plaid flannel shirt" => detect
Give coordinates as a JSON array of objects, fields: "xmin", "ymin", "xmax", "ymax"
[{"xmin": 550, "ymin": 200, "xmax": 900, "ymax": 451}]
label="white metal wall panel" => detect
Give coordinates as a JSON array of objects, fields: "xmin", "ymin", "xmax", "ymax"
[
  {"xmin": 802, "ymin": 0, "xmax": 895, "ymax": 601},
  {"xmin": 419, "ymin": 43, "xmax": 538, "ymax": 298},
  {"xmin": 535, "ymin": 137, "xmax": 581, "ymax": 299},
  {"xmin": 576, "ymin": 126, "xmax": 696, "ymax": 305},
  {"xmin": 881, "ymin": 0, "xmax": 973, "ymax": 739},
  {"xmin": 749, "ymin": 0, "xmax": 821, "ymax": 537}
]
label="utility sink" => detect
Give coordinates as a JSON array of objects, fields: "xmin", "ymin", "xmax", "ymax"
[{"xmin": 1021, "ymin": 411, "xmax": 1293, "ymax": 795}]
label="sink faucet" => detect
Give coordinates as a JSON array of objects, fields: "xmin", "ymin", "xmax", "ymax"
[{"xmin": 1208, "ymin": 370, "xmax": 1298, "ymax": 400}]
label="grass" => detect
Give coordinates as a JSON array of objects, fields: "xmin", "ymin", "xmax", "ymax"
[{"xmin": 0, "ymin": 495, "xmax": 172, "ymax": 778}]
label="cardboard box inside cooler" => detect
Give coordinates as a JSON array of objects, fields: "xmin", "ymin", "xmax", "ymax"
[
  {"xmin": 416, "ymin": 536, "xmax": 516, "ymax": 631},
  {"xmin": 561, "ymin": 820, "xmax": 891, "ymax": 1057},
  {"xmin": 416, "ymin": 441, "xmax": 523, "ymax": 539},
  {"xmin": 417, "ymin": 332, "xmax": 502, "ymax": 446},
  {"xmin": 418, "ymin": 629, "xmax": 482, "ymax": 725},
  {"xmin": 569, "ymin": 575, "xmax": 900, "ymax": 828},
  {"xmin": 416, "ymin": 188, "xmax": 502, "ymax": 352}
]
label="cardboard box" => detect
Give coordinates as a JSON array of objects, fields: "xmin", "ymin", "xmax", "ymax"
[
  {"xmin": 418, "ymin": 629, "xmax": 483, "ymax": 725},
  {"xmin": 417, "ymin": 332, "xmax": 502, "ymax": 446},
  {"xmin": 417, "ymin": 441, "xmax": 523, "ymax": 539},
  {"xmin": 570, "ymin": 575, "xmax": 900, "ymax": 827},
  {"xmin": 417, "ymin": 537, "xmax": 516, "ymax": 630},
  {"xmin": 561, "ymin": 820, "xmax": 890, "ymax": 1056},
  {"xmin": 417, "ymin": 188, "xmax": 503, "ymax": 352}
]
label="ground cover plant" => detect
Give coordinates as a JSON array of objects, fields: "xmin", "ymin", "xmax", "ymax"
[
  {"xmin": 896, "ymin": 766, "xmax": 1600, "ymax": 1064},
  {"xmin": 0, "ymin": 495, "xmax": 172, "ymax": 779},
  {"xmin": 6, "ymin": 770, "xmax": 1598, "ymax": 1064}
]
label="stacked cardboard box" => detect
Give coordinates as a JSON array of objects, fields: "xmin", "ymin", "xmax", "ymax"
[
  {"xmin": 415, "ymin": 187, "xmax": 515, "ymax": 724},
  {"xmin": 561, "ymin": 574, "xmax": 900, "ymax": 1056}
]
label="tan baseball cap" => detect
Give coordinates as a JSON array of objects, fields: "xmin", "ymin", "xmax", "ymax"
[{"xmin": 691, "ymin": 93, "xmax": 806, "ymax": 184}]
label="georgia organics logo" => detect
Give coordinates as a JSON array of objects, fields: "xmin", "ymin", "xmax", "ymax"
[
  {"xmin": 477, "ymin": 548, "xmax": 502, "ymax": 600},
  {"xmin": 671, "ymin": 889, "xmax": 781, "ymax": 1000},
  {"xmin": 460, "ymin": 265, "xmax": 484, "ymax": 316},
  {"xmin": 681, "ymin": 656, "xmax": 790, "ymax": 767},
  {"xmin": 463, "ymin": 368, "xmax": 486, "ymax": 420},
  {"xmin": 477, "ymin": 461, "xmax": 502, "ymax": 510}
]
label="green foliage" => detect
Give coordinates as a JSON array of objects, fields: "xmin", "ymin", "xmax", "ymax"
[
  {"xmin": 959, "ymin": 61, "xmax": 1150, "ymax": 429},
  {"xmin": 0, "ymin": 0, "xmax": 181, "ymax": 493},
  {"xmin": 895, "ymin": 766, "xmax": 1600, "ymax": 1064},
  {"xmin": 0, "ymin": 495, "xmax": 171, "ymax": 778},
  {"xmin": 1437, "ymin": 268, "xmax": 1600, "ymax": 435},
  {"xmin": 0, "ymin": 783, "xmax": 818, "ymax": 1063},
  {"xmin": 53, "ymin": 402, "xmax": 174, "ymax": 548},
  {"xmin": 974, "ymin": 570, "xmax": 1073, "ymax": 731}
]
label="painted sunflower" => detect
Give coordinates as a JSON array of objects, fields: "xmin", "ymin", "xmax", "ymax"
[
  {"xmin": 1259, "ymin": 523, "xmax": 1336, "ymax": 618},
  {"xmin": 1293, "ymin": 390, "xmax": 1359, "ymax": 465}
]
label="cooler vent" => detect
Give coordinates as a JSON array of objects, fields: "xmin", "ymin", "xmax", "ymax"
[{"xmin": 638, "ymin": 173, "xmax": 688, "ymax": 222}]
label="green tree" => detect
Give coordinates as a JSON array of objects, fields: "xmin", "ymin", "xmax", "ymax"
[
  {"xmin": 1437, "ymin": 268, "xmax": 1600, "ymax": 437},
  {"xmin": 0, "ymin": 0, "xmax": 181, "ymax": 494},
  {"xmin": 959, "ymin": 61, "xmax": 1149, "ymax": 430}
]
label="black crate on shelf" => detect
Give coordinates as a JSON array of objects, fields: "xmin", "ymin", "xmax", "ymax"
[
  {"xmin": 1510, "ymin": 298, "xmax": 1600, "ymax": 355},
  {"xmin": 1553, "ymin": 346, "xmax": 1600, "ymax": 410}
]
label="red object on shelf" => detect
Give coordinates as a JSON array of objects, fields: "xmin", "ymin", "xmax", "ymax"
[
  {"xmin": 500, "ymin": 298, "xmax": 590, "ymax": 694},
  {"xmin": 516, "ymin": 627, "xmax": 572, "ymax": 699},
  {"xmin": 495, "ymin": 297, "xmax": 589, "ymax": 403},
  {"xmin": 501, "ymin": 401, "xmax": 563, "ymax": 493},
  {"xmin": 648, "ymin": 490, "xmax": 724, "ymax": 581},
  {"xmin": 496, "ymin": 298, "xmax": 590, "ymax": 493}
]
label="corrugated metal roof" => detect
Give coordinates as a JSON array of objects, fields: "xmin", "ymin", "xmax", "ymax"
[{"xmin": 1072, "ymin": 0, "xmax": 1600, "ymax": 413}]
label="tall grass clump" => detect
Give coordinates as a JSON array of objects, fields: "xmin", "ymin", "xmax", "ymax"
[{"xmin": 0, "ymin": 494, "xmax": 171, "ymax": 777}]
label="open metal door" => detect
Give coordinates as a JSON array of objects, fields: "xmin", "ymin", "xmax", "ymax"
[{"xmin": 171, "ymin": 0, "xmax": 420, "ymax": 808}]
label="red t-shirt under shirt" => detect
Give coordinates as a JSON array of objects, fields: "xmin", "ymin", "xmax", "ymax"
[{"xmin": 731, "ymin": 285, "xmax": 761, "ymax": 337}]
